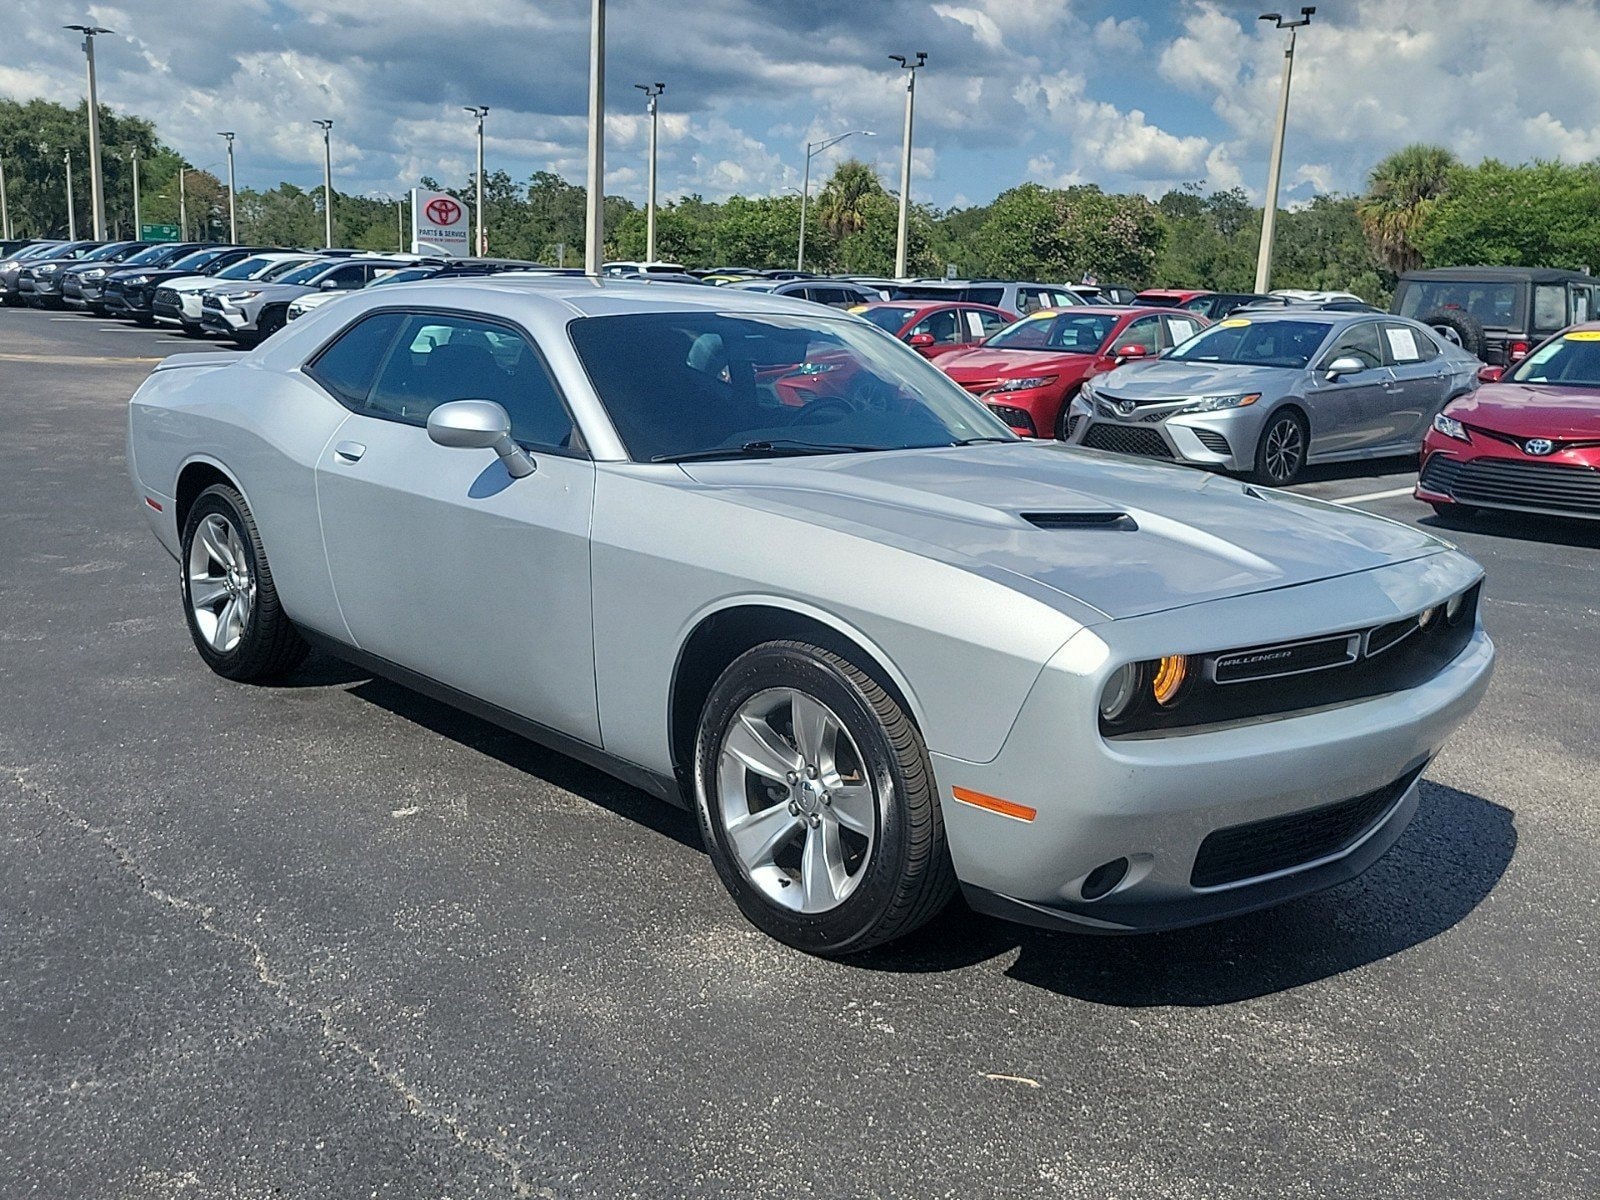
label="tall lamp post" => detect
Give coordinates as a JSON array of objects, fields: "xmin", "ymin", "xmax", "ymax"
[
  {"xmin": 0, "ymin": 156, "xmax": 11, "ymax": 239},
  {"xmin": 888, "ymin": 51, "xmax": 926, "ymax": 279},
  {"xmin": 130, "ymin": 148, "xmax": 141, "ymax": 235},
  {"xmin": 314, "ymin": 119, "xmax": 334, "ymax": 248},
  {"xmin": 65, "ymin": 149, "xmax": 78, "ymax": 239},
  {"xmin": 584, "ymin": 0, "xmax": 606, "ymax": 276},
  {"xmin": 797, "ymin": 129, "xmax": 873, "ymax": 271},
  {"xmin": 1254, "ymin": 7, "xmax": 1314, "ymax": 293},
  {"xmin": 65, "ymin": 24, "xmax": 112, "ymax": 240},
  {"xmin": 633, "ymin": 82, "xmax": 665, "ymax": 263},
  {"xmin": 218, "ymin": 132, "xmax": 237, "ymax": 242},
  {"xmin": 177, "ymin": 164, "xmax": 187, "ymax": 241},
  {"xmin": 464, "ymin": 105, "xmax": 489, "ymax": 255}
]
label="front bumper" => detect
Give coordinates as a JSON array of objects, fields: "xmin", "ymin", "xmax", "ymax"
[
  {"xmin": 1067, "ymin": 395, "xmax": 1254, "ymax": 472},
  {"xmin": 933, "ymin": 553, "xmax": 1493, "ymax": 933},
  {"xmin": 1418, "ymin": 441, "xmax": 1600, "ymax": 520},
  {"xmin": 200, "ymin": 298, "xmax": 252, "ymax": 333}
]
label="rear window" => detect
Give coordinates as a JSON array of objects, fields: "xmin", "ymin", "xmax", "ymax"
[
  {"xmin": 857, "ymin": 306, "xmax": 917, "ymax": 333},
  {"xmin": 1397, "ymin": 280, "xmax": 1520, "ymax": 329}
]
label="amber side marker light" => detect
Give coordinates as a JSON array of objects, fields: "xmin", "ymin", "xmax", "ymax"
[
  {"xmin": 952, "ymin": 787, "xmax": 1037, "ymax": 823},
  {"xmin": 1151, "ymin": 654, "xmax": 1190, "ymax": 706}
]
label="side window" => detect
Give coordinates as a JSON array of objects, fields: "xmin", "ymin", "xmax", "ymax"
[
  {"xmin": 1117, "ymin": 316, "xmax": 1162, "ymax": 354},
  {"xmin": 1575, "ymin": 287, "xmax": 1592, "ymax": 324},
  {"xmin": 910, "ymin": 308, "xmax": 962, "ymax": 345},
  {"xmin": 1533, "ymin": 284, "xmax": 1566, "ymax": 332},
  {"xmin": 1382, "ymin": 321, "xmax": 1435, "ymax": 364},
  {"xmin": 321, "ymin": 265, "xmax": 366, "ymax": 290},
  {"xmin": 305, "ymin": 311, "xmax": 407, "ymax": 406},
  {"xmin": 967, "ymin": 286, "xmax": 1004, "ymax": 307},
  {"xmin": 1016, "ymin": 288, "xmax": 1048, "ymax": 314},
  {"xmin": 974, "ymin": 309, "xmax": 1010, "ymax": 338},
  {"xmin": 1324, "ymin": 322, "xmax": 1384, "ymax": 370},
  {"xmin": 364, "ymin": 312, "xmax": 578, "ymax": 452},
  {"xmin": 1164, "ymin": 315, "xmax": 1201, "ymax": 346}
]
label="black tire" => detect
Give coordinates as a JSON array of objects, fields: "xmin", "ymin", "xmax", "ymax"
[
  {"xmin": 132, "ymin": 311, "xmax": 155, "ymax": 327},
  {"xmin": 1054, "ymin": 386, "xmax": 1082, "ymax": 441},
  {"xmin": 1249, "ymin": 407, "xmax": 1310, "ymax": 486},
  {"xmin": 1420, "ymin": 310, "xmax": 1485, "ymax": 359},
  {"xmin": 180, "ymin": 323, "xmax": 207, "ymax": 338},
  {"xmin": 180, "ymin": 484, "xmax": 308, "ymax": 682},
  {"xmin": 693, "ymin": 640, "xmax": 956, "ymax": 955},
  {"xmin": 255, "ymin": 306, "xmax": 287, "ymax": 342}
]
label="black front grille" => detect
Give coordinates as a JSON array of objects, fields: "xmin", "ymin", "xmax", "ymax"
[
  {"xmin": 1422, "ymin": 455, "xmax": 1600, "ymax": 517},
  {"xmin": 1065, "ymin": 414, "xmax": 1082, "ymax": 440},
  {"xmin": 1082, "ymin": 423, "xmax": 1173, "ymax": 459},
  {"xmin": 1194, "ymin": 428, "xmax": 1232, "ymax": 456},
  {"xmin": 1190, "ymin": 767, "xmax": 1421, "ymax": 889}
]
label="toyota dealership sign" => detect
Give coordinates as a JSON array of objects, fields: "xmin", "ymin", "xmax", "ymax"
[{"xmin": 411, "ymin": 188, "xmax": 470, "ymax": 257}]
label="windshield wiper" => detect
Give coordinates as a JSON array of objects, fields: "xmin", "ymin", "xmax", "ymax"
[
  {"xmin": 651, "ymin": 439, "xmax": 888, "ymax": 463},
  {"xmin": 949, "ymin": 436, "xmax": 1014, "ymax": 446}
]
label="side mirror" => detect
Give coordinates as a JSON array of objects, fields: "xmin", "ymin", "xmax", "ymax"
[
  {"xmin": 1323, "ymin": 354, "xmax": 1367, "ymax": 381},
  {"xmin": 319, "ymin": 278, "xmax": 342, "ymax": 290},
  {"xmin": 426, "ymin": 399, "xmax": 536, "ymax": 478},
  {"xmin": 1114, "ymin": 343, "xmax": 1149, "ymax": 363},
  {"xmin": 907, "ymin": 332, "xmax": 936, "ymax": 348},
  {"xmin": 1477, "ymin": 365, "xmax": 1504, "ymax": 384}
]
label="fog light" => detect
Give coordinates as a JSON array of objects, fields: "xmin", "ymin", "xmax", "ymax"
[
  {"xmin": 1081, "ymin": 857, "xmax": 1129, "ymax": 901},
  {"xmin": 1100, "ymin": 663, "xmax": 1140, "ymax": 722},
  {"xmin": 1151, "ymin": 655, "xmax": 1189, "ymax": 706}
]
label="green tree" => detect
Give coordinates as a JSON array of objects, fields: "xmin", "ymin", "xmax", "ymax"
[
  {"xmin": 969, "ymin": 183, "xmax": 1164, "ymax": 285},
  {"xmin": 1415, "ymin": 159, "xmax": 1600, "ymax": 272},
  {"xmin": 1358, "ymin": 144, "xmax": 1458, "ymax": 274}
]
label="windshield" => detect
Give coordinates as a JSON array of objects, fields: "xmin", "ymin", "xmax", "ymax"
[
  {"xmin": 122, "ymin": 244, "xmax": 183, "ymax": 267},
  {"xmin": 856, "ymin": 306, "xmax": 917, "ymax": 333},
  {"xmin": 1398, "ymin": 280, "xmax": 1520, "ymax": 329},
  {"xmin": 278, "ymin": 261, "xmax": 332, "ymax": 286},
  {"xmin": 169, "ymin": 248, "xmax": 228, "ymax": 272},
  {"xmin": 82, "ymin": 242, "xmax": 136, "ymax": 262},
  {"xmin": 215, "ymin": 255, "xmax": 275, "ymax": 281},
  {"xmin": 985, "ymin": 311, "xmax": 1118, "ymax": 352},
  {"xmin": 1508, "ymin": 331, "xmax": 1600, "ymax": 388},
  {"xmin": 371, "ymin": 268, "xmax": 437, "ymax": 286},
  {"xmin": 568, "ymin": 311, "xmax": 1016, "ymax": 462},
  {"xmin": 260, "ymin": 258, "xmax": 314, "ymax": 280},
  {"xmin": 1166, "ymin": 318, "xmax": 1329, "ymax": 368}
]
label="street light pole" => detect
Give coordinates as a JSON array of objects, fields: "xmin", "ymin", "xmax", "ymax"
[
  {"xmin": 131, "ymin": 148, "xmax": 141, "ymax": 234},
  {"xmin": 1254, "ymin": 7, "xmax": 1314, "ymax": 293},
  {"xmin": 888, "ymin": 51, "xmax": 926, "ymax": 279},
  {"xmin": 218, "ymin": 132, "xmax": 237, "ymax": 241},
  {"xmin": 797, "ymin": 129, "xmax": 874, "ymax": 271},
  {"xmin": 178, "ymin": 164, "xmax": 187, "ymax": 241},
  {"xmin": 0, "ymin": 157, "xmax": 10, "ymax": 240},
  {"xmin": 464, "ymin": 105, "xmax": 489, "ymax": 256},
  {"xmin": 66, "ymin": 24, "xmax": 113, "ymax": 240},
  {"xmin": 634, "ymin": 83, "xmax": 665, "ymax": 263},
  {"xmin": 314, "ymin": 119, "xmax": 334, "ymax": 248},
  {"xmin": 584, "ymin": 0, "xmax": 606, "ymax": 276},
  {"xmin": 65, "ymin": 150, "xmax": 77, "ymax": 239}
]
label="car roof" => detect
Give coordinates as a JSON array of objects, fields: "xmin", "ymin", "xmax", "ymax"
[{"xmin": 1398, "ymin": 266, "xmax": 1595, "ymax": 284}]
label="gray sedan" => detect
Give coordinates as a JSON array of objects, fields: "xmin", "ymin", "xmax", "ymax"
[
  {"xmin": 1066, "ymin": 310, "xmax": 1481, "ymax": 484},
  {"xmin": 126, "ymin": 279, "xmax": 1492, "ymax": 954}
]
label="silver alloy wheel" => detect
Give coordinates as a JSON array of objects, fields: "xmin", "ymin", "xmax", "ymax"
[
  {"xmin": 1431, "ymin": 323, "xmax": 1464, "ymax": 346},
  {"xmin": 716, "ymin": 687, "xmax": 878, "ymax": 914},
  {"xmin": 186, "ymin": 512, "xmax": 255, "ymax": 654},
  {"xmin": 1263, "ymin": 416, "xmax": 1305, "ymax": 484}
]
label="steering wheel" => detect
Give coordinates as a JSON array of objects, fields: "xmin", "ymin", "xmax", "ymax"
[{"xmin": 789, "ymin": 396, "xmax": 857, "ymax": 425}]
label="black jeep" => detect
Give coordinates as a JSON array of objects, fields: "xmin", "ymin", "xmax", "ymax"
[{"xmin": 1392, "ymin": 266, "xmax": 1599, "ymax": 366}]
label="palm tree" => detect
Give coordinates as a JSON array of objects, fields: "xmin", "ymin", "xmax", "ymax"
[
  {"xmin": 815, "ymin": 159, "xmax": 884, "ymax": 240},
  {"xmin": 1358, "ymin": 144, "xmax": 1459, "ymax": 274}
]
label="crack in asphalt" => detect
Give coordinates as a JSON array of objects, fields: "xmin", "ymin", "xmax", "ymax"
[{"xmin": 4, "ymin": 763, "xmax": 546, "ymax": 1200}]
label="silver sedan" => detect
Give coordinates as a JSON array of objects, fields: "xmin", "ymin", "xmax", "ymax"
[
  {"xmin": 1066, "ymin": 310, "xmax": 1482, "ymax": 484},
  {"xmin": 126, "ymin": 279, "xmax": 1493, "ymax": 954}
]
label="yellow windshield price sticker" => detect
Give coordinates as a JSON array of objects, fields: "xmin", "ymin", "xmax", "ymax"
[
  {"xmin": 1219, "ymin": 318, "xmax": 1251, "ymax": 328},
  {"xmin": 1564, "ymin": 330, "xmax": 1600, "ymax": 341}
]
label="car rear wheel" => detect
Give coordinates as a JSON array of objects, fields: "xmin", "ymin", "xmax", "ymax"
[
  {"xmin": 693, "ymin": 640, "xmax": 955, "ymax": 955},
  {"xmin": 1249, "ymin": 409, "xmax": 1309, "ymax": 486},
  {"xmin": 180, "ymin": 485, "xmax": 308, "ymax": 682}
]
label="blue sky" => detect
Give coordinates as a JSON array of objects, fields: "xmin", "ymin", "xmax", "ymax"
[{"xmin": 8, "ymin": 0, "xmax": 1600, "ymax": 211}]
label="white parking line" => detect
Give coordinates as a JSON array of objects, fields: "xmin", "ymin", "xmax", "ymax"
[{"xmin": 1330, "ymin": 486, "xmax": 1416, "ymax": 506}]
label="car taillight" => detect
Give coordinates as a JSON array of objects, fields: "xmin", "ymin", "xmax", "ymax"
[{"xmin": 1508, "ymin": 341, "xmax": 1530, "ymax": 360}]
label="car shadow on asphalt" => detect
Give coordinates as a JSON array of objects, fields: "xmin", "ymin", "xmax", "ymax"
[
  {"xmin": 1422, "ymin": 511, "xmax": 1600, "ymax": 550},
  {"xmin": 854, "ymin": 781, "xmax": 1515, "ymax": 1005},
  {"xmin": 1294, "ymin": 454, "xmax": 1418, "ymax": 485}
]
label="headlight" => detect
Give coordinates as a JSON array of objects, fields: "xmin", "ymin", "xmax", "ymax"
[
  {"xmin": 1100, "ymin": 664, "xmax": 1141, "ymax": 722},
  {"xmin": 231, "ymin": 289, "xmax": 261, "ymax": 301},
  {"xmin": 790, "ymin": 362, "xmax": 839, "ymax": 375},
  {"xmin": 993, "ymin": 375, "xmax": 1057, "ymax": 392},
  {"xmin": 36, "ymin": 263, "xmax": 60, "ymax": 274},
  {"xmin": 1172, "ymin": 392, "xmax": 1260, "ymax": 416},
  {"xmin": 124, "ymin": 274, "xmax": 148, "ymax": 284},
  {"xmin": 1079, "ymin": 379, "xmax": 1098, "ymax": 401},
  {"xmin": 1444, "ymin": 591, "xmax": 1468, "ymax": 625},
  {"xmin": 1432, "ymin": 412, "xmax": 1470, "ymax": 442},
  {"xmin": 83, "ymin": 268, "xmax": 105, "ymax": 278}
]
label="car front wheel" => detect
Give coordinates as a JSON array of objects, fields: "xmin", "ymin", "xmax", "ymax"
[
  {"xmin": 180, "ymin": 484, "xmax": 308, "ymax": 682},
  {"xmin": 1250, "ymin": 409, "xmax": 1309, "ymax": 486},
  {"xmin": 693, "ymin": 640, "xmax": 955, "ymax": 955}
]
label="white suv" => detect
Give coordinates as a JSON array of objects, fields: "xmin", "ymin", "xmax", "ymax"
[{"xmin": 153, "ymin": 253, "xmax": 315, "ymax": 335}]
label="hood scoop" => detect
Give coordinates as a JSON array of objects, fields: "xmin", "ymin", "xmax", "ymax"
[{"xmin": 1020, "ymin": 510, "xmax": 1137, "ymax": 531}]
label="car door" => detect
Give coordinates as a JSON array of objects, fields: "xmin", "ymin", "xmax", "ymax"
[
  {"xmin": 907, "ymin": 306, "xmax": 964, "ymax": 357},
  {"xmin": 1378, "ymin": 320, "xmax": 1448, "ymax": 446},
  {"xmin": 1306, "ymin": 320, "xmax": 1394, "ymax": 457},
  {"xmin": 312, "ymin": 308, "xmax": 600, "ymax": 743}
]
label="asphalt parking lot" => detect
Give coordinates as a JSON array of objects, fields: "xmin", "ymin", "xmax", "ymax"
[{"xmin": 1, "ymin": 304, "xmax": 1596, "ymax": 1199}]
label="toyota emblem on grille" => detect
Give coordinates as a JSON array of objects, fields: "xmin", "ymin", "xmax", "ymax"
[
  {"xmin": 1117, "ymin": 399, "xmax": 1136, "ymax": 415},
  {"xmin": 1523, "ymin": 437, "xmax": 1555, "ymax": 456}
]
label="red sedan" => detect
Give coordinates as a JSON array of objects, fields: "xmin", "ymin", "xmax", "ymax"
[
  {"xmin": 938, "ymin": 306, "xmax": 1208, "ymax": 439},
  {"xmin": 850, "ymin": 300, "xmax": 1016, "ymax": 359},
  {"xmin": 1418, "ymin": 324, "xmax": 1600, "ymax": 521}
]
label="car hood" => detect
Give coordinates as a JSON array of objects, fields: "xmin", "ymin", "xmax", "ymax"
[
  {"xmin": 207, "ymin": 282, "xmax": 311, "ymax": 301},
  {"xmin": 160, "ymin": 274, "xmax": 216, "ymax": 293},
  {"xmin": 1094, "ymin": 359, "xmax": 1298, "ymax": 398},
  {"xmin": 1448, "ymin": 383, "xmax": 1600, "ymax": 437},
  {"xmin": 941, "ymin": 348, "xmax": 1095, "ymax": 379},
  {"xmin": 680, "ymin": 441, "xmax": 1446, "ymax": 620}
]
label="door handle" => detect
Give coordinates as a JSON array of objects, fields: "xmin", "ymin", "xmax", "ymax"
[{"xmin": 333, "ymin": 440, "xmax": 366, "ymax": 463}]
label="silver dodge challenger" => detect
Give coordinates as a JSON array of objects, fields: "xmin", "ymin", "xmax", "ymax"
[{"xmin": 126, "ymin": 278, "xmax": 1495, "ymax": 955}]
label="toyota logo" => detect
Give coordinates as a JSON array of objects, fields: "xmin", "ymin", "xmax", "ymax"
[
  {"xmin": 425, "ymin": 197, "xmax": 462, "ymax": 226},
  {"xmin": 1523, "ymin": 438, "xmax": 1555, "ymax": 456}
]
